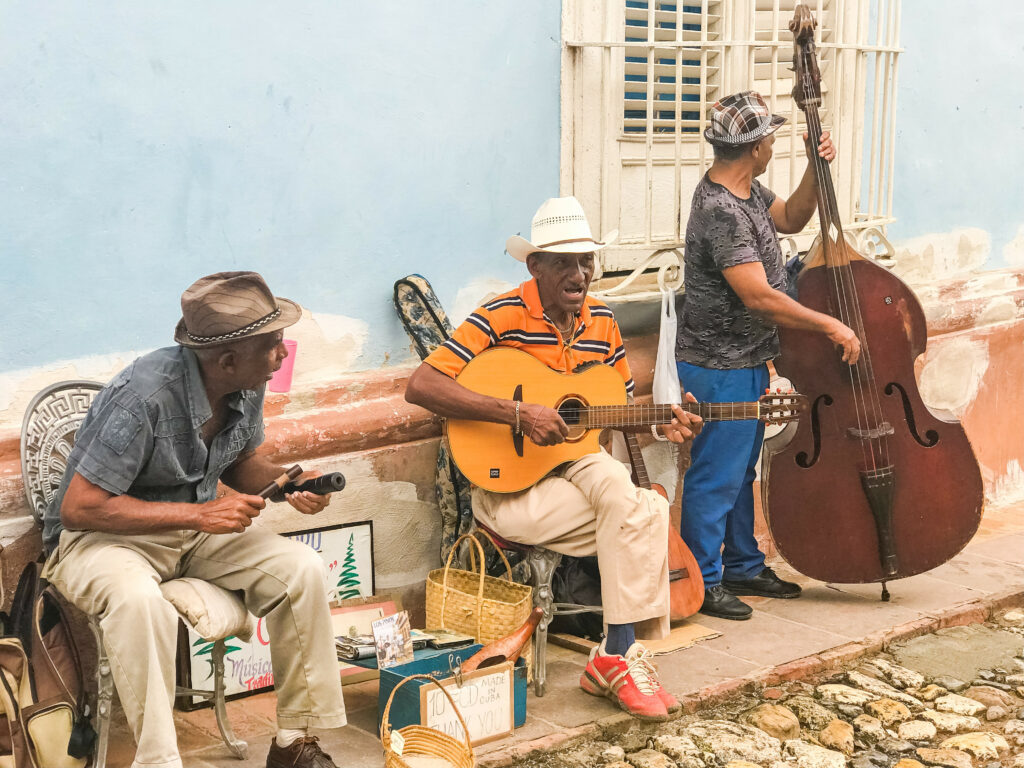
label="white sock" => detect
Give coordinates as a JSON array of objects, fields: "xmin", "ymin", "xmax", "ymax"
[{"xmin": 276, "ymin": 728, "xmax": 306, "ymax": 747}]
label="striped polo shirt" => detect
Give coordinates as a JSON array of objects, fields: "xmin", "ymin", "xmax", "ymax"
[{"xmin": 425, "ymin": 278, "xmax": 634, "ymax": 395}]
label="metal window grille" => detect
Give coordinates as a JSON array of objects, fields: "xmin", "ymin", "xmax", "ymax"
[
  {"xmin": 562, "ymin": 0, "xmax": 902, "ymax": 298},
  {"xmin": 623, "ymin": 1, "xmax": 722, "ymax": 135}
]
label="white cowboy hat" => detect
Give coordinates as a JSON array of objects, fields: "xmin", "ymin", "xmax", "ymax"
[{"xmin": 505, "ymin": 196, "xmax": 618, "ymax": 262}]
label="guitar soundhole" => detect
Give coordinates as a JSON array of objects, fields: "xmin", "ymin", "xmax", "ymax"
[{"xmin": 557, "ymin": 396, "xmax": 588, "ymax": 442}]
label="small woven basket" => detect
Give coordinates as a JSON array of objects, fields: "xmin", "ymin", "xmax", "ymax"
[
  {"xmin": 381, "ymin": 673, "xmax": 475, "ymax": 768},
  {"xmin": 425, "ymin": 533, "xmax": 533, "ymax": 674}
]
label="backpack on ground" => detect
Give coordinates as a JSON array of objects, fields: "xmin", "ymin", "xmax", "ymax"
[{"xmin": 0, "ymin": 561, "xmax": 94, "ymax": 767}]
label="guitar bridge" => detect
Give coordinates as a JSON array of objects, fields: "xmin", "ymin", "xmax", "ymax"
[{"xmin": 512, "ymin": 384, "xmax": 524, "ymax": 458}]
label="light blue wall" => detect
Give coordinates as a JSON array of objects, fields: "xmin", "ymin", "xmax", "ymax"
[
  {"xmin": 888, "ymin": 0, "xmax": 1024, "ymax": 264},
  {"xmin": 0, "ymin": 2, "xmax": 561, "ymax": 372}
]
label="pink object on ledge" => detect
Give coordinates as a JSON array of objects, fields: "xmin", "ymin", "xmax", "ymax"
[{"xmin": 269, "ymin": 339, "xmax": 298, "ymax": 393}]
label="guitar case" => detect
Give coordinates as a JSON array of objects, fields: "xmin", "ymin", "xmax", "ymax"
[
  {"xmin": 393, "ymin": 275, "xmax": 529, "ymax": 581},
  {"xmin": 392, "ymin": 275, "xmax": 474, "ymax": 565}
]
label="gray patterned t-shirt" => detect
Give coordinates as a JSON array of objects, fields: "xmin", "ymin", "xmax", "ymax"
[{"xmin": 675, "ymin": 174, "xmax": 787, "ymax": 369}]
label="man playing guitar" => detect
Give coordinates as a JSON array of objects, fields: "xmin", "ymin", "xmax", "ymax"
[{"xmin": 405, "ymin": 196, "xmax": 703, "ymax": 721}]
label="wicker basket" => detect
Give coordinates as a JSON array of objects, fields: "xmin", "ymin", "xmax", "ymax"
[
  {"xmin": 381, "ymin": 673, "xmax": 475, "ymax": 768},
  {"xmin": 425, "ymin": 533, "xmax": 533, "ymax": 674}
]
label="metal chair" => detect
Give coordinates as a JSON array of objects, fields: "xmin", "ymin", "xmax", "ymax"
[
  {"xmin": 20, "ymin": 380, "xmax": 249, "ymax": 766},
  {"xmin": 469, "ymin": 521, "xmax": 601, "ymax": 697}
]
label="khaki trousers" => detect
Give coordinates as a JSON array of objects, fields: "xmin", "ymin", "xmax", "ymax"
[
  {"xmin": 472, "ymin": 451, "xmax": 670, "ymax": 640},
  {"xmin": 44, "ymin": 526, "xmax": 347, "ymax": 768}
]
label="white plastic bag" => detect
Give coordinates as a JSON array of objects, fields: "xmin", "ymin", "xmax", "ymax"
[{"xmin": 653, "ymin": 288, "xmax": 682, "ymax": 405}]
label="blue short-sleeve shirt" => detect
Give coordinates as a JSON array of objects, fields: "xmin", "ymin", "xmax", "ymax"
[{"xmin": 42, "ymin": 346, "xmax": 266, "ymax": 551}]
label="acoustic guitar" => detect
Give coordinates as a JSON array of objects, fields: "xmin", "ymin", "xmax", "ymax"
[
  {"xmin": 622, "ymin": 430, "xmax": 704, "ymax": 621},
  {"xmin": 447, "ymin": 347, "xmax": 806, "ymax": 493}
]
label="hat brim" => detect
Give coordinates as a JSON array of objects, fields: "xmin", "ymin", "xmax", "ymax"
[
  {"xmin": 704, "ymin": 113, "xmax": 787, "ymax": 146},
  {"xmin": 173, "ymin": 297, "xmax": 302, "ymax": 348},
  {"xmin": 506, "ymin": 230, "xmax": 619, "ymax": 262}
]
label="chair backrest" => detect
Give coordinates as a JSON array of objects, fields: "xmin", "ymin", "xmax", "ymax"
[{"xmin": 20, "ymin": 381, "xmax": 103, "ymax": 525}]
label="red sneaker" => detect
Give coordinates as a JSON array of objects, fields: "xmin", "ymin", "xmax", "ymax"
[
  {"xmin": 579, "ymin": 641, "xmax": 670, "ymax": 721},
  {"xmin": 625, "ymin": 643, "xmax": 680, "ymax": 714}
]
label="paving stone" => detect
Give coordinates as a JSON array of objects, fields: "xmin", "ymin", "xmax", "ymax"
[
  {"xmin": 914, "ymin": 685, "xmax": 946, "ymax": 702},
  {"xmin": 782, "ymin": 739, "xmax": 846, "ymax": 768},
  {"xmin": 836, "ymin": 704, "xmax": 864, "ymax": 719},
  {"xmin": 864, "ymin": 659, "xmax": 926, "ymax": 690},
  {"xmin": 917, "ymin": 709, "xmax": 982, "ymax": 733},
  {"xmin": 985, "ymin": 704, "xmax": 1008, "ymax": 720},
  {"xmin": 864, "ymin": 699, "xmax": 912, "ymax": 726},
  {"xmin": 893, "ymin": 761, "xmax": 924, "ymax": 768},
  {"xmin": 851, "ymin": 750, "xmax": 890, "ymax": 768},
  {"xmin": 626, "ymin": 748, "xmax": 677, "ymax": 768},
  {"xmin": 816, "ymin": 684, "xmax": 876, "ymax": 706},
  {"xmin": 602, "ymin": 746, "xmax": 627, "ymax": 763},
  {"xmin": 933, "ymin": 694, "xmax": 987, "ymax": 717},
  {"xmin": 682, "ymin": 720, "xmax": 782, "ymax": 765},
  {"xmin": 937, "ymin": 732, "xmax": 1009, "ymax": 759},
  {"xmin": 739, "ymin": 704, "xmax": 801, "ymax": 742},
  {"xmin": 853, "ymin": 714, "xmax": 887, "ymax": 745},
  {"xmin": 762, "ymin": 688, "xmax": 784, "ymax": 700},
  {"xmin": 896, "ymin": 720, "xmax": 937, "ymax": 742},
  {"xmin": 651, "ymin": 735, "xmax": 705, "ymax": 768},
  {"xmin": 1003, "ymin": 610, "xmax": 1024, "ymax": 626},
  {"xmin": 818, "ymin": 718, "xmax": 854, "ymax": 755},
  {"xmin": 876, "ymin": 737, "xmax": 916, "ymax": 755},
  {"xmin": 962, "ymin": 684, "xmax": 1016, "ymax": 708},
  {"xmin": 929, "ymin": 677, "xmax": 967, "ymax": 693},
  {"xmin": 786, "ymin": 695, "xmax": 839, "ymax": 731},
  {"xmin": 913, "ymin": 748, "xmax": 972, "ymax": 768},
  {"xmin": 847, "ymin": 672, "xmax": 922, "ymax": 709}
]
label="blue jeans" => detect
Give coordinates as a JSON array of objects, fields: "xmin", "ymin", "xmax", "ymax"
[{"xmin": 677, "ymin": 361, "xmax": 769, "ymax": 587}]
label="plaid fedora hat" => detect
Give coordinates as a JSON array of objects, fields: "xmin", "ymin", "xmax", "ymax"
[
  {"xmin": 173, "ymin": 271, "xmax": 301, "ymax": 348},
  {"xmin": 704, "ymin": 91, "xmax": 786, "ymax": 146}
]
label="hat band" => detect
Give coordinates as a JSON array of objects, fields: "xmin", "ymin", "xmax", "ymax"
[
  {"xmin": 186, "ymin": 307, "xmax": 281, "ymax": 344},
  {"xmin": 535, "ymin": 236, "xmax": 600, "ymax": 249}
]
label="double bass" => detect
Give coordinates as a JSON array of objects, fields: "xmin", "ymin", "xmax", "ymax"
[{"xmin": 762, "ymin": 5, "xmax": 983, "ymax": 597}]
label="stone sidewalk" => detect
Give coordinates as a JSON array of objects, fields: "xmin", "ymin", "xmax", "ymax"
[{"xmin": 102, "ymin": 502, "xmax": 1024, "ymax": 767}]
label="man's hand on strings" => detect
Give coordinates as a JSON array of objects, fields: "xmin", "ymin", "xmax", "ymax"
[
  {"xmin": 804, "ymin": 130, "xmax": 835, "ymax": 163},
  {"xmin": 521, "ymin": 403, "xmax": 569, "ymax": 446},
  {"xmin": 661, "ymin": 393, "xmax": 703, "ymax": 444}
]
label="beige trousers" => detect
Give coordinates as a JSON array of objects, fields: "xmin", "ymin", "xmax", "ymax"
[
  {"xmin": 44, "ymin": 526, "xmax": 347, "ymax": 768},
  {"xmin": 472, "ymin": 450, "xmax": 670, "ymax": 640}
]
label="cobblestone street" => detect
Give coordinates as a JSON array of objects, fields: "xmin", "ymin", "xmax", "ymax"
[{"xmin": 503, "ymin": 611, "xmax": 1024, "ymax": 768}]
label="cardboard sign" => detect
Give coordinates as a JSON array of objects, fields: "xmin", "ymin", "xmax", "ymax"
[{"xmin": 419, "ymin": 662, "xmax": 514, "ymax": 746}]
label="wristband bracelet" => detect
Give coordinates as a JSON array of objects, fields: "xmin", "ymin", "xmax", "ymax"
[
  {"xmin": 514, "ymin": 401, "xmax": 521, "ymax": 435},
  {"xmin": 651, "ymin": 424, "xmax": 669, "ymax": 442}
]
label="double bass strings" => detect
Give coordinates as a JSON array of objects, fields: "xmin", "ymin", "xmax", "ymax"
[{"xmin": 798, "ymin": 49, "xmax": 891, "ymax": 473}]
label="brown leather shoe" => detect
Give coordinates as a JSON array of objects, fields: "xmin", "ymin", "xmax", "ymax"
[{"xmin": 266, "ymin": 736, "xmax": 338, "ymax": 768}]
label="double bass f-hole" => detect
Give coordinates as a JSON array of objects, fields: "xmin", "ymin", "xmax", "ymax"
[
  {"xmin": 795, "ymin": 393, "xmax": 832, "ymax": 468},
  {"xmin": 884, "ymin": 382, "xmax": 940, "ymax": 447}
]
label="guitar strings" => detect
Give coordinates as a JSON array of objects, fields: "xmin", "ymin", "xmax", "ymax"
[{"xmin": 799, "ymin": 52, "xmax": 890, "ymax": 473}]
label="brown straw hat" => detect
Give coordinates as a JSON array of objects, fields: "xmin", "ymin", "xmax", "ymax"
[{"xmin": 173, "ymin": 271, "xmax": 301, "ymax": 348}]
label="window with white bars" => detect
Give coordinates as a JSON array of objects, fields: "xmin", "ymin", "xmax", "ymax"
[
  {"xmin": 623, "ymin": 1, "xmax": 721, "ymax": 134},
  {"xmin": 562, "ymin": 0, "xmax": 901, "ymax": 286}
]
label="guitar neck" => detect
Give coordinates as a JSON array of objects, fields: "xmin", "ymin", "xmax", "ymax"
[{"xmin": 583, "ymin": 401, "xmax": 761, "ymax": 429}]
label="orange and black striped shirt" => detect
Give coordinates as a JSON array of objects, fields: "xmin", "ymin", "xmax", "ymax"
[{"xmin": 424, "ymin": 278, "xmax": 634, "ymax": 395}]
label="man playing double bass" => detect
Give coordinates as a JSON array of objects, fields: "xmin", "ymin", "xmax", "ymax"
[
  {"xmin": 405, "ymin": 196, "xmax": 703, "ymax": 721},
  {"xmin": 675, "ymin": 91, "xmax": 861, "ymax": 621}
]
